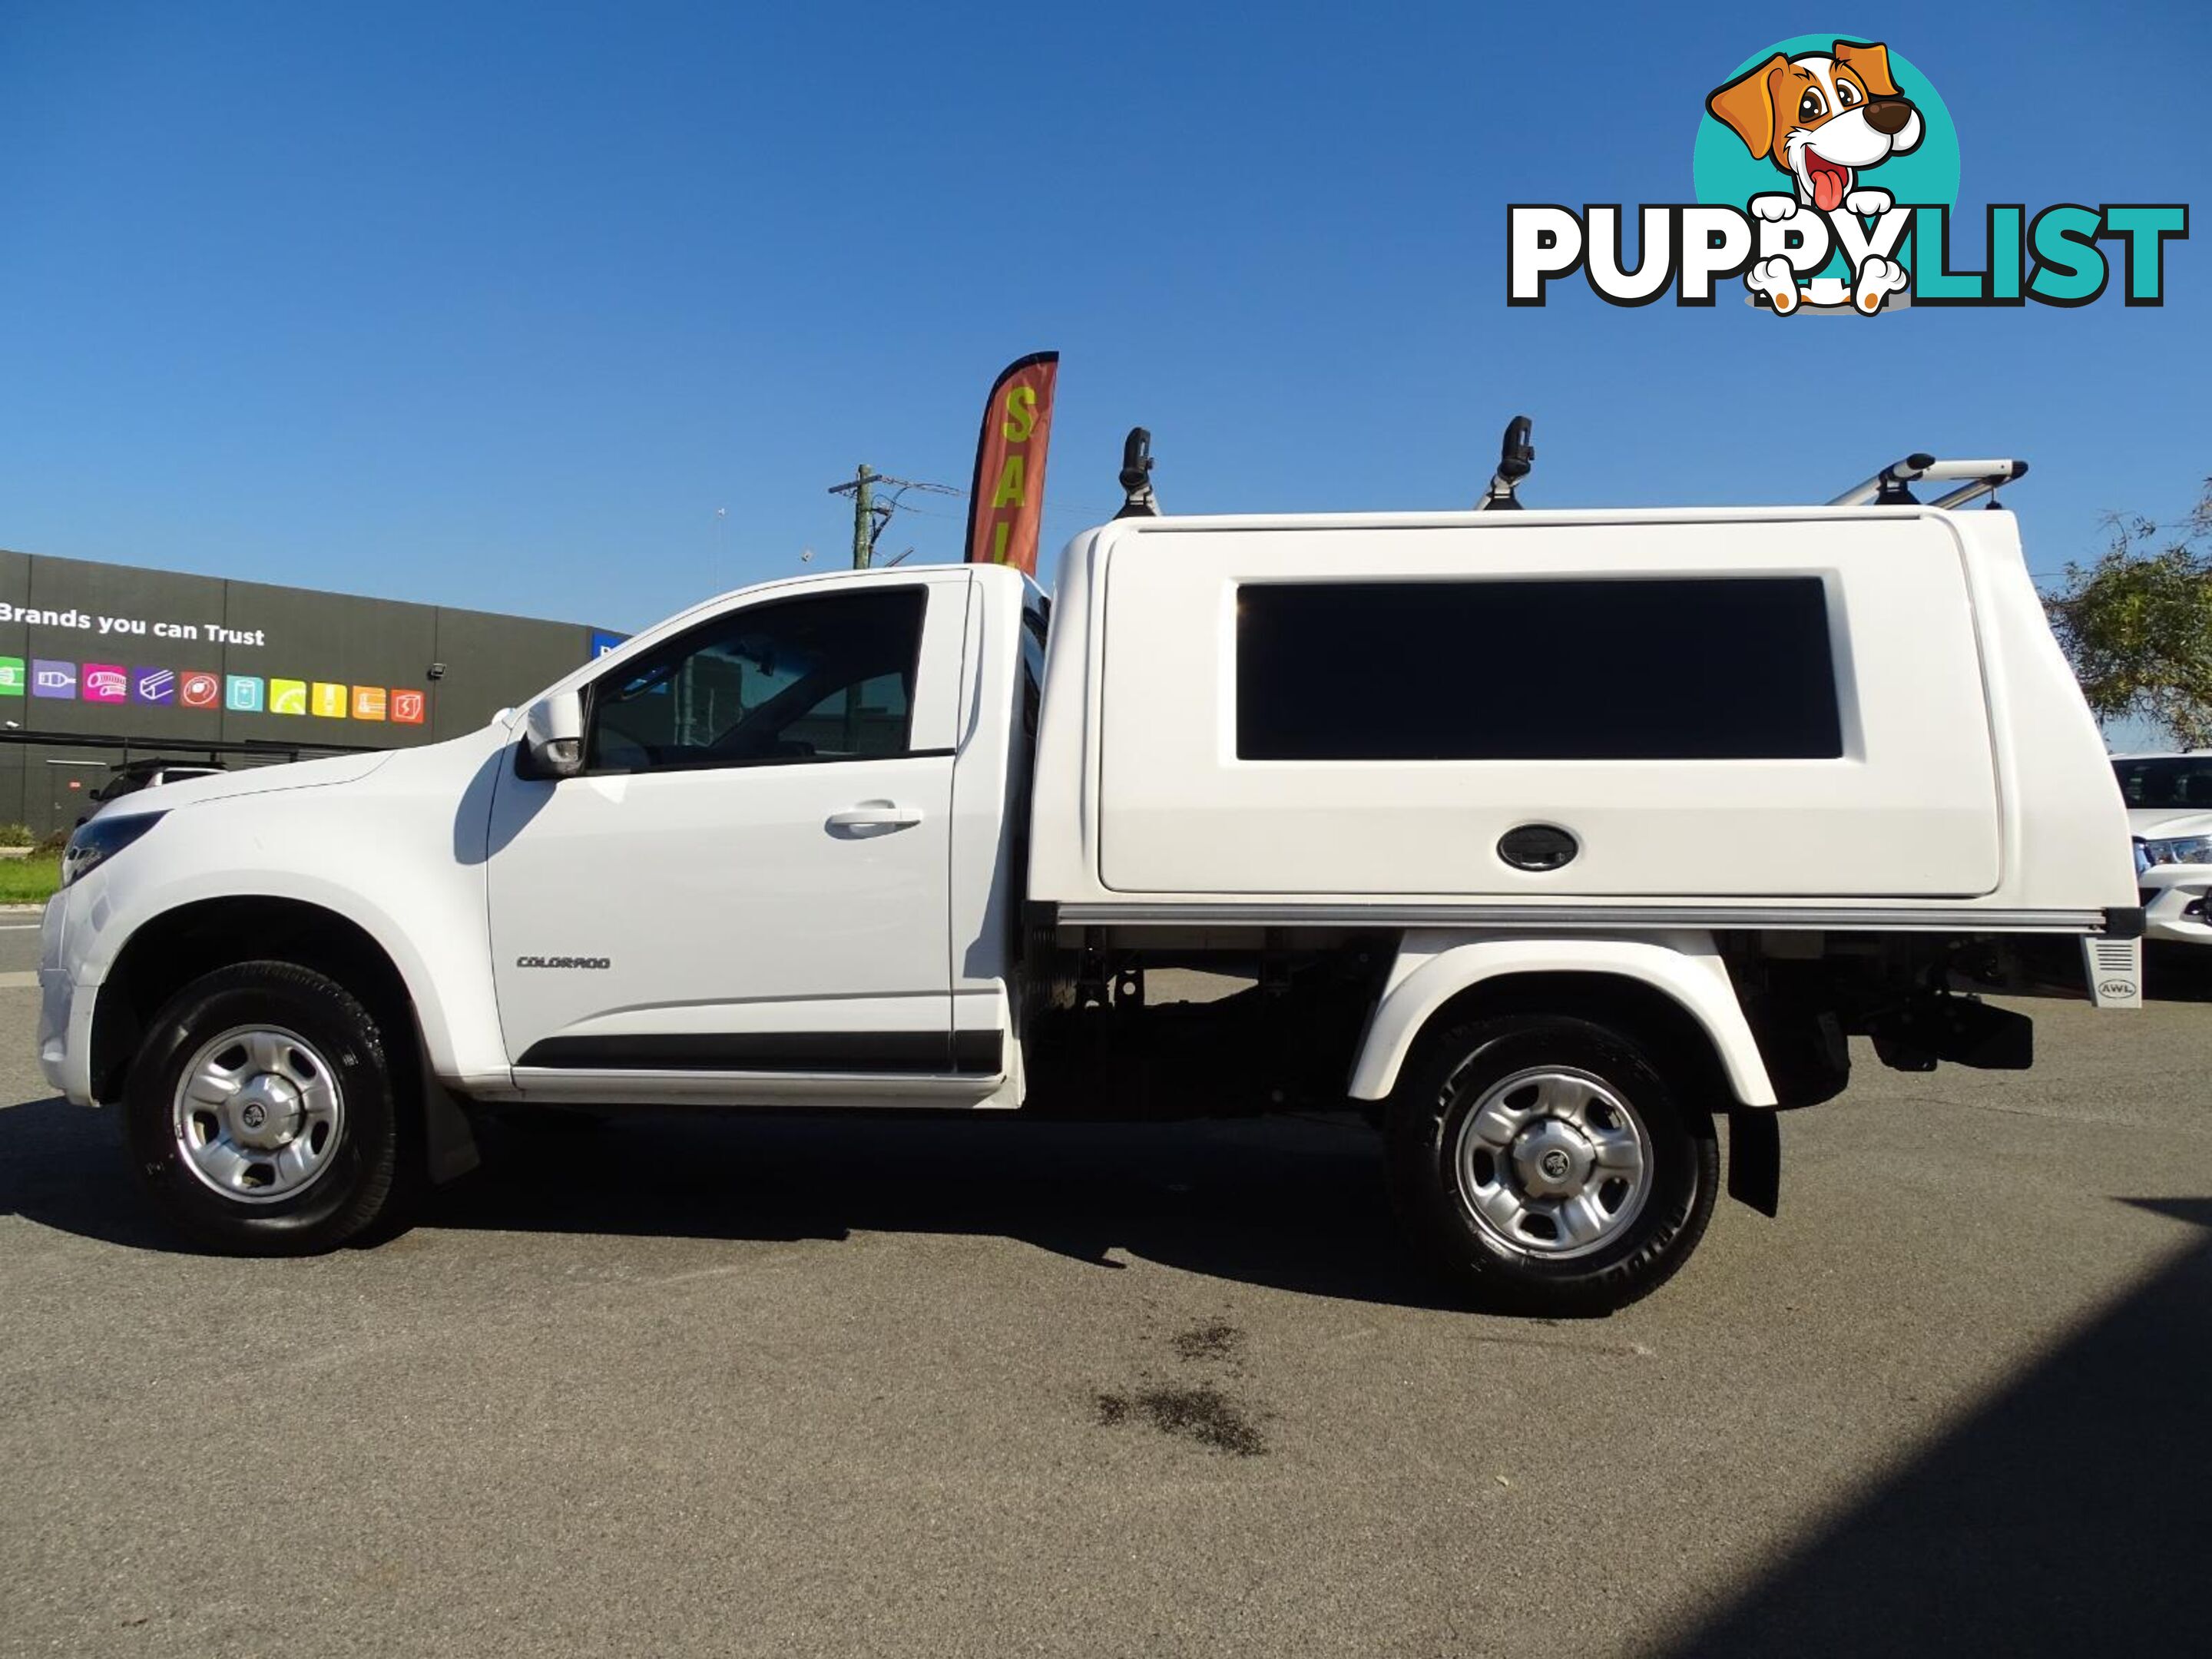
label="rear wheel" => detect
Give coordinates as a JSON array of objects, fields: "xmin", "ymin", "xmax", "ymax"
[
  {"xmin": 1385, "ymin": 1015, "xmax": 1717, "ymax": 1316},
  {"xmin": 123, "ymin": 962, "xmax": 415, "ymax": 1254}
]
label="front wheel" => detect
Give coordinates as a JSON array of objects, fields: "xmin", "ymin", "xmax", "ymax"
[
  {"xmin": 123, "ymin": 962, "xmax": 414, "ymax": 1254},
  {"xmin": 1384, "ymin": 1015, "xmax": 1717, "ymax": 1316}
]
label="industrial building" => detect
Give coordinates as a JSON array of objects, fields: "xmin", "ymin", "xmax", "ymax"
[{"xmin": 0, "ymin": 546, "xmax": 617, "ymax": 834}]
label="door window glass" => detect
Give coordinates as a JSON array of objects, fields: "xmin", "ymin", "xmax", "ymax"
[{"xmin": 587, "ymin": 588, "xmax": 926, "ymax": 773}]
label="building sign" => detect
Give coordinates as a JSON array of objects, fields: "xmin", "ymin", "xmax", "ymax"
[
  {"xmin": 0, "ymin": 546, "xmax": 608, "ymax": 775},
  {"xmin": 1, "ymin": 650, "xmax": 432, "ymax": 727},
  {"xmin": 0, "ymin": 599, "xmax": 424, "ymax": 723},
  {"xmin": 0, "ymin": 601, "xmax": 269, "ymax": 645}
]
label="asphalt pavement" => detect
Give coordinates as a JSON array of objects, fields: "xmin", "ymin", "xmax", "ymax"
[
  {"xmin": 2, "ymin": 942, "xmax": 2208, "ymax": 1657},
  {"xmin": 0, "ymin": 916, "xmax": 44, "ymax": 981}
]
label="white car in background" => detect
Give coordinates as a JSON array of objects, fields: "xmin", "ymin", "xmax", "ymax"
[{"xmin": 2113, "ymin": 752, "xmax": 2212, "ymax": 945}]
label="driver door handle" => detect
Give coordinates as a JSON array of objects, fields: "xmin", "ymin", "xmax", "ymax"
[{"xmin": 826, "ymin": 801, "xmax": 923, "ymax": 833}]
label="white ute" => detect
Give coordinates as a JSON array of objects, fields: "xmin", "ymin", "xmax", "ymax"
[
  {"xmin": 2111, "ymin": 752, "xmax": 2212, "ymax": 946},
  {"xmin": 37, "ymin": 435, "xmax": 2142, "ymax": 1314}
]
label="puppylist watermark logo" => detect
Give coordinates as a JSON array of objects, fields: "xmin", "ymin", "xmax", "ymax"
[{"xmin": 1508, "ymin": 35, "xmax": 2187, "ymax": 314}]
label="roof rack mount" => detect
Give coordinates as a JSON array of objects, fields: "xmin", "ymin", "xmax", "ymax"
[
  {"xmin": 1479, "ymin": 416, "xmax": 1535, "ymax": 512},
  {"xmin": 1830, "ymin": 454, "xmax": 2030, "ymax": 510},
  {"xmin": 1114, "ymin": 427, "xmax": 1159, "ymax": 518}
]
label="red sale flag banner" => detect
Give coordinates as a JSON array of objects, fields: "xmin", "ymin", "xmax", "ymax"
[{"xmin": 964, "ymin": 352, "xmax": 1059, "ymax": 577}]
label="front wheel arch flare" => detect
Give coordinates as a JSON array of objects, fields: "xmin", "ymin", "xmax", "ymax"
[{"xmin": 91, "ymin": 896, "xmax": 419, "ymax": 1107}]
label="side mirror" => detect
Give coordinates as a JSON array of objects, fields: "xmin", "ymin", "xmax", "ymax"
[{"xmin": 518, "ymin": 690, "xmax": 585, "ymax": 780}]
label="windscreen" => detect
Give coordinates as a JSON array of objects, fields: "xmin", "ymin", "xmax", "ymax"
[{"xmin": 2112, "ymin": 755, "xmax": 2212, "ymax": 811}]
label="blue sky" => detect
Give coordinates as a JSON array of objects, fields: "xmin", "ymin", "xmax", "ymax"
[{"xmin": 0, "ymin": 1, "xmax": 2202, "ymax": 635}]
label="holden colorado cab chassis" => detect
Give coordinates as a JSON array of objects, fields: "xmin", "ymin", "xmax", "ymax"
[{"xmin": 39, "ymin": 463, "xmax": 2140, "ymax": 1314}]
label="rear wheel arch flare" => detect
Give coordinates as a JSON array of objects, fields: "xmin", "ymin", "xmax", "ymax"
[{"xmin": 1391, "ymin": 970, "xmax": 1743, "ymax": 1121}]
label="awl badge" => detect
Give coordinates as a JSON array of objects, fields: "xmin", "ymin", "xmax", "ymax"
[{"xmin": 1508, "ymin": 35, "xmax": 2187, "ymax": 314}]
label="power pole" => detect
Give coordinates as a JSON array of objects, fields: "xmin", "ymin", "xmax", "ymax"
[
  {"xmin": 848, "ymin": 465, "xmax": 876, "ymax": 569},
  {"xmin": 826, "ymin": 467, "xmax": 963, "ymax": 569}
]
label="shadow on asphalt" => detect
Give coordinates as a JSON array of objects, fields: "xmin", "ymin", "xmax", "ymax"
[
  {"xmin": 0, "ymin": 1094, "xmax": 180, "ymax": 1252},
  {"xmin": 449, "ymin": 1109, "xmax": 1475, "ymax": 1309},
  {"xmin": 1657, "ymin": 1197, "xmax": 2212, "ymax": 1657},
  {"xmin": 9, "ymin": 1095, "xmax": 2212, "ymax": 1644},
  {"xmin": 0, "ymin": 1092, "xmax": 1471, "ymax": 1310},
  {"xmin": 2145, "ymin": 943, "xmax": 2212, "ymax": 1002}
]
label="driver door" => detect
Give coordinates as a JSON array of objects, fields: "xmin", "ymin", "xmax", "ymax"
[{"xmin": 486, "ymin": 572, "xmax": 975, "ymax": 1097}]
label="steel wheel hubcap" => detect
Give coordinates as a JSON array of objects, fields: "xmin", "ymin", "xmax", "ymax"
[
  {"xmin": 171, "ymin": 1026, "xmax": 344, "ymax": 1204},
  {"xmin": 1452, "ymin": 1066, "xmax": 1651, "ymax": 1259}
]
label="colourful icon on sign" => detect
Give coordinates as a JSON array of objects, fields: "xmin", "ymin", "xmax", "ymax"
[{"xmin": 11, "ymin": 656, "xmax": 439, "ymax": 731}]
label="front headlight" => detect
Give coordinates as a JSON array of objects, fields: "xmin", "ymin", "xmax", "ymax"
[
  {"xmin": 61, "ymin": 811, "xmax": 165, "ymax": 886},
  {"xmin": 2137, "ymin": 833, "xmax": 2212, "ymax": 869}
]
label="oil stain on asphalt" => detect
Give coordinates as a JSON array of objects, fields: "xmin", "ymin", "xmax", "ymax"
[
  {"xmin": 1169, "ymin": 1319, "xmax": 1244, "ymax": 1363},
  {"xmin": 1094, "ymin": 1383, "xmax": 1267, "ymax": 1456},
  {"xmin": 1094, "ymin": 1318, "xmax": 1268, "ymax": 1456}
]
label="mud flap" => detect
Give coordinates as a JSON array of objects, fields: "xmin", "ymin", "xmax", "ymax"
[
  {"xmin": 2083, "ymin": 936, "xmax": 2143, "ymax": 1009},
  {"xmin": 1726, "ymin": 1108, "xmax": 1780, "ymax": 1217},
  {"xmin": 421, "ymin": 1065, "xmax": 482, "ymax": 1185}
]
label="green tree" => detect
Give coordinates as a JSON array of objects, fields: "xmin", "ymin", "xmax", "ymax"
[{"xmin": 2045, "ymin": 478, "xmax": 2212, "ymax": 747}]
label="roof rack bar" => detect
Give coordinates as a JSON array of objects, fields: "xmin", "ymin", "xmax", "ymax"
[
  {"xmin": 1928, "ymin": 460, "xmax": 2032, "ymax": 511},
  {"xmin": 1830, "ymin": 452, "xmax": 1935, "ymax": 507},
  {"xmin": 1830, "ymin": 454, "xmax": 2028, "ymax": 508}
]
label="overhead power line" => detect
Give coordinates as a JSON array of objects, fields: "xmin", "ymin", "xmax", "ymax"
[{"xmin": 826, "ymin": 465, "xmax": 963, "ymax": 570}]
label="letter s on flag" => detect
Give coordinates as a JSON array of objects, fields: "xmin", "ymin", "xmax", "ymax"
[{"xmin": 965, "ymin": 352, "xmax": 1058, "ymax": 578}]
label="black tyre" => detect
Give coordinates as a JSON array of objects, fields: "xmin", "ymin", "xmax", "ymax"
[
  {"xmin": 1384, "ymin": 1015, "xmax": 1717, "ymax": 1316},
  {"xmin": 123, "ymin": 961, "xmax": 415, "ymax": 1254}
]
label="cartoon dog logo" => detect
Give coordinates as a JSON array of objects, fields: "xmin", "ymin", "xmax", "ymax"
[{"xmin": 1707, "ymin": 39, "xmax": 1924, "ymax": 314}]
